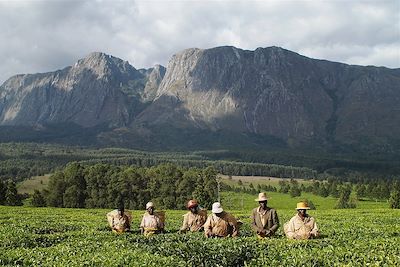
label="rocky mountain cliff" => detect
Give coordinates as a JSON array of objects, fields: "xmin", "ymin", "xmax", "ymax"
[
  {"xmin": 133, "ymin": 46, "xmax": 400, "ymax": 150},
  {"xmin": 0, "ymin": 52, "xmax": 162, "ymax": 128},
  {"xmin": 1, "ymin": 47, "xmax": 399, "ymax": 153}
]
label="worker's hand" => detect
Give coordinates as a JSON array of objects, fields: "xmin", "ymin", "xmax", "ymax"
[
  {"xmin": 258, "ymin": 228, "xmax": 265, "ymax": 234},
  {"xmin": 265, "ymin": 230, "xmax": 271, "ymax": 236},
  {"xmin": 310, "ymin": 232, "xmax": 319, "ymax": 238}
]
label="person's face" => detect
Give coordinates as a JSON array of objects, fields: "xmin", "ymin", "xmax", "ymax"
[
  {"xmin": 259, "ymin": 201, "xmax": 267, "ymax": 209},
  {"xmin": 147, "ymin": 207, "xmax": 154, "ymax": 215},
  {"xmin": 298, "ymin": 209, "xmax": 307, "ymax": 216},
  {"xmin": 190, "ymin": 206, "xmax": 198, "ymax": 213}
]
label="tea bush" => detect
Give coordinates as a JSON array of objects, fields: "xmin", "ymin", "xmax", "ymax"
[{"xmin": 0, "ymin": 206, "xmax": 399, "ymax": 266}]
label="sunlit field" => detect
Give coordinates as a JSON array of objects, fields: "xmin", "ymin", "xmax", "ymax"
[{"xmin": 1, "ymin": 194, "xmax": 399, "ymax": 266}]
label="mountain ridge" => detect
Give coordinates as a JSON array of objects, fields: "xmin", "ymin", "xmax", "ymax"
[{"xmin": 0, "ymin": 46, "xmax": 399, "ymax": 155}]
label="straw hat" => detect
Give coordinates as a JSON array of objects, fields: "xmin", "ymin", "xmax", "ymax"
[
  {"xmin": 146, "ymin": 202, "xmax": 155, "ymax": 209},
  {"xmin": 211, "ymin": 202, "xmax": 223, "ymax": 213},
  {"xmin": 255, "ymin": 192, "xmax": 269, "ymax": 202},
  {"xmin": 187, "ymin": 199, "xmax": 199, "ymax": 209},
  {"xmin": 296, "ymin": 202, "xmax": 310, "ymax": 210}
]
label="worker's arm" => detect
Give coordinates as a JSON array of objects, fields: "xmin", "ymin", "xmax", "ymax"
[
  {"xmin": 180, "ymin": 214, "xmax": 188, "ymax": 232},
  {"xmin": 204, "ymin": 216, "xmax": 212, "ymax": 237},
  {"xmin": 230, "ymin": 214, "xmax": 239, "ymax": 237},
  {"xmin": 310, "ymin": 218, "xmax": 320, "ymax": 238},
  {"xmin": 250, "ymin": 209, "xmax": 261, "ymax": 233},
  {"xmin": 269, "ymin": 209, "xmax": 279, "ymax": 234},
  {"xmin": 140, "ymin": 215, "xmax": 145, "ymax": 234}
]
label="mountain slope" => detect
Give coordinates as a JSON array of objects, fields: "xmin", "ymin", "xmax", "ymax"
[
  {"xmin": 132, "ymin": 46, "xmax": 400, "ymax": 151},
  {"xmin": 0, "ymin": 46, "xmax": 399, "ymax": 154},
  {"xmin": 0, "ymin": 52, "xmax": 162, "ymax": 128}
]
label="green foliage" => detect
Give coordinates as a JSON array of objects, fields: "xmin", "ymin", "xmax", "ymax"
[
  {"xmin": 389, "ymin": 181, "xmax": 400, "ymax": 209},
  {"xmin": 355, "ymin": 183, "xmax": 367, "ymax": 199},
  {"xmin": 43, "ymin": 163, "xmax": 218, "ymax": 210},
  {"xmin": 1, "ymin": 142, "xmax": 320, "ymax": 183},
  {"xmin": 335, "ymin": 185, "xmax": 356, "ymax": 209},
  {"xmin": 31, "ymin": 190, "xmax": 46, "ymax": 207},
  {"xmin": 0, "ymin": 180, "xmax": 6, "ymax": 204},
  {"xmin": 0, "ymin": 206, "xmax": 399, "ymax": 266},
  {"xmin": 289, "ymin": 179, "xmax": 301, "ymax": 197},
  {"xmin": 4, "ymin": 180, "xmax": 22, "ymax": 206}
]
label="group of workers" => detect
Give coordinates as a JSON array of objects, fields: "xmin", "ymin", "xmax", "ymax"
[{"xmin": 107, "ymin": 192, "xmax": 320, "ymax": 240}]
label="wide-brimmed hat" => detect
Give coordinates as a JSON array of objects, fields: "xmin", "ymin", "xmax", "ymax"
[
  {"xmin": 296, "ymin": 202, "xmax": 310, "ymax": 210},
  {"xmin": 211, "ymin": 202, "xmax": 223, "ymax": 213},
  {"xmin": 187, "ymin": 199, "xmax": 199, "ymax": 209},
  {"xmin": 146, "ymin": 202, "xmax": 155, "ymax": 209},
  {"xmin": 255, "ymin": 192, "xmax": 269, "ymax": 202}
]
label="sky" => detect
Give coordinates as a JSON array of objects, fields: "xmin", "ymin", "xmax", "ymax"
[{"xmin": 0, "ymin": 0, "xmax": 399, "ymax": 84}]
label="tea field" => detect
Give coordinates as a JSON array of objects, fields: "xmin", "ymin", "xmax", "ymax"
[{"xmin": 1, "ymin": 201, "xmax": 399, "ymax": 266}]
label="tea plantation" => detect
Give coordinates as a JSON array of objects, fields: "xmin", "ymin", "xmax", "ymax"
[{"xmin": 1, "ymin": 200, "xmax": 399, "ymax": 266}]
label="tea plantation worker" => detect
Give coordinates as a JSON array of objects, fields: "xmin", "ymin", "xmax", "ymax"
[
  {"xmin": 251, "ymin": 192, "xmax": 279, "ymax": 238},
  {"xmin": 140, "ymin": 201, "xmax": 164, "ymax": 236},
  {"xmin": 106, "ymin": 204, "xmax": 132, "ymax": 233},
  {"xmin": 180, "ymin": 199, "xmax": 207, "ymax": 233},
  {"xmin": 284, "ymin": 201, "xmax": 320, "ymax": 240},
  {"xmin": 204, "ymin": 202, "xmax": 238, "ymax": 238}
]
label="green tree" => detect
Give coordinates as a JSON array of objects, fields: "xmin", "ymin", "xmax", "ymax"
[
  {"xmin": 192, "ymin": 167, "xmax": 218, "ymax": 209},
  {"xmin": 355, "ymin": 183, "xmax": 367, "ymax": 200},
  {"xmin": 335, "ymin": 185, "xmax": 356, "ymax": 209},
  {"xmin": 46, "ymin": 171, "xmax": 66, "ymax": 207},
  {"xmin": 31, "ymin": 190, "xmax": 46, "ymax": 207},
  {"xmin": 63, "ymin": 162, "xmax": 86, "ymax": 208},
  {"xmin": 289, "ymin": 182, "xmax": 301, "ymax": 197},
  {"xmin": 5, "ymin": 180, "xmax": 22, "ymax": 206},
  {"xmin": 0, "ymin": 180, "xmax": 6, "ymax": 204},
  {"xmin": 389, "ymin": 181, "xmax": 400, "ymax": 209},
  {"xmin": 319, "ymin": 185, "xmax": 329, "ymax": 197}
]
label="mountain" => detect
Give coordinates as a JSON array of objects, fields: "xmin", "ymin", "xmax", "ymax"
[
  {"xmin": 1, "ymin": 47, "xmax": 399, "ymax": 155},
  {"xmin": 0, "ymin": 52, "xmax": 163, "ymax": 128}
]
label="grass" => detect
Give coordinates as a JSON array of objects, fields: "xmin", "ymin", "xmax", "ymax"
[
  {"xmin": 17, "ymin": 174, "xmax": 51, "ymax": 194},
  {"xmin": 219, "ymin": 174, "xmax": 313, "ymax": 188}
]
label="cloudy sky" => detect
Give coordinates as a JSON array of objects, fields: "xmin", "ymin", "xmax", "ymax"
[{"xmin": 0, "ymin": 0, "xmax": 399, "ymax": 84}]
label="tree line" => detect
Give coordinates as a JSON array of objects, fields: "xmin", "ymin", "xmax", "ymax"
[
  {"xmin": 0, "ymin": 179, "xmax": 23, "ymax": 206},
  {"xmin": 222, "ymin": 177, "xmax": 400, "ymax": 209},
  {"xmin": 0, "ymin": 142, "xmax": 318, "ymax": 182},
  {"xmin": 32, "ymin": 163, "xmax": 218, "ymax": 210},
  {"xmin": 4, "ymin": 142, "xmax": 399, "ymax": 185}
]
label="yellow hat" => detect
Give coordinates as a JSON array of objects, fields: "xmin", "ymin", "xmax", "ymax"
[
  {"xmin": 255, "ymin": 192, "xmax": 269, "ymax": 202},
  {"xmin": 296, "ymin": 202, "xmax": 310, "ymax": 210}
]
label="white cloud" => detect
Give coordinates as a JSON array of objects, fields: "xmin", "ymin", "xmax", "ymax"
[{"xmin": 0, "ymin": 0, "xmax": 399, "ymax": 84}]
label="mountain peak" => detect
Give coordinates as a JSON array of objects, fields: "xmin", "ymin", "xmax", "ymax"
[{"xmin": 74, "ymin": 52, "xmax": 137, "ymax": 79}]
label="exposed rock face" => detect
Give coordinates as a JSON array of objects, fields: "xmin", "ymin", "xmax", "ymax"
[
  {"xmin": 142, "ymin": 64, "xmax": 166, "ymax": 102},
  {"xmin": 1, "ymin": 46, "xmax": 399, "ymax": 151},
  {"xmin": 0, "ymin": 52, "xmax": 153, "ymax": 127},
  {"xmin": 138, "ymin": 46, "xmax": 400, "ymax": 147}
]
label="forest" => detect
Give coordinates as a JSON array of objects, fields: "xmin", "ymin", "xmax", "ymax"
[{"xmin": 29, "ymin": 163, "xmax": 219, "ymax": 210}]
